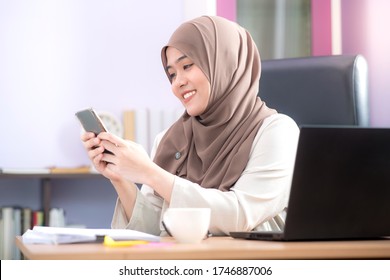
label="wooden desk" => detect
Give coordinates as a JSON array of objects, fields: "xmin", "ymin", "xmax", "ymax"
[{"xmin": 16, "ymin": 236, "xmax": 390, "ymax": 260}]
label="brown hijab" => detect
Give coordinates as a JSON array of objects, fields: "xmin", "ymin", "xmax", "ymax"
[{"xmin": 154, "ymin": 16, "xmax": 276, "ymax": 191}]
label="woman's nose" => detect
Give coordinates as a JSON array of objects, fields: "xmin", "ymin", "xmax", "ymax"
[{"xmin": 174, "ymin": 73, "xmax": 188, "ymax": 88}]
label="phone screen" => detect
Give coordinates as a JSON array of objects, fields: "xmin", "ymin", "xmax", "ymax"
[
  {"xmin": 75, "ymin": 108, "xmax": 107, "ymax": 135},
  {"xmin": 75, "ymin": 108, "xmax": 114, "ymax": 155}
]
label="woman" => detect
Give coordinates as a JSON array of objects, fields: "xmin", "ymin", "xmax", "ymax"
[{"xmin": 81, "ymin": 16, "xmax": 299, "ymax": 236}]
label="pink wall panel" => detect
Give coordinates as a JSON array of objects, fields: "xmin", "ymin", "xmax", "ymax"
[
  {"xmin": 311, "ymin": 0, "xmax": 332, "ymax": 56},
  {"xmin": 216, "ymin": 0, "xmax": 236, "ymax": 21},
  {"xmin": 342, "ymin": 0, "xmax": 390, "ymax": 126}
]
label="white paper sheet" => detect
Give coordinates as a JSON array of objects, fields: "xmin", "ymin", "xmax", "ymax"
[{"xmin": 22, "ymin": 226, "xmax": 160, "ymax": 244}]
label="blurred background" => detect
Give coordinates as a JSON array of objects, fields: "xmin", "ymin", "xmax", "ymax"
[{"xmin": 1, "ymin": 0, "xmax": 389, "ymax": 230}]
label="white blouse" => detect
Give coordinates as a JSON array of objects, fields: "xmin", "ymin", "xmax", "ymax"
[{"xmin": 111, "ymin": 113, "xmax": 300, "ymax": 236}]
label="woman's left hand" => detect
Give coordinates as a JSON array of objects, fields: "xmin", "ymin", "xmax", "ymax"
[{"xmin": 97, "ymin": 132, "xmax": 153, "ymax": 185}]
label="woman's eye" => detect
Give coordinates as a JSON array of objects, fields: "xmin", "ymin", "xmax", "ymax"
[
  {"xmin": 183, "ymin": 63, "xmax": 194, "ymax": 70},
  {"xmin": 168, "ymin": 72, "xmax": 176, "ymax": 79}
]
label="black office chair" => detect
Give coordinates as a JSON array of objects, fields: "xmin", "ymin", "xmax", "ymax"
[{"xmin": 259, "ymin": 55, "xmax": 370, "ymax": 127}]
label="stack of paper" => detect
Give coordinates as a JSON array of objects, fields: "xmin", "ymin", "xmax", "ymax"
[{"xmin": 22, "ymin": 226, "xmax": 160, "ymax": 245}]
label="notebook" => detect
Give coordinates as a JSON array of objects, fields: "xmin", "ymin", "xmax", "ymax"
[{"xmin": 230, "ymin": 126, "xmax": 390, "ymax": 241}]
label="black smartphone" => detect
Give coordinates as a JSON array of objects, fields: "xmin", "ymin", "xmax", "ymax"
[
  {"xmin": 75, "ymin": 108, "xmax": 113, "ymax": 155},
  {"xmin": 75, "ymin": 108, "xmax": 107, "ymax": 135}
]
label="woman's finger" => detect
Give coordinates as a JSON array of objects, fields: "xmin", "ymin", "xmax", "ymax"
[
  {"xmin": 98, "ymin": 132, "xmax": 125, "ymax": 147},
  {"xmin": 80, "ymin": 131, "xmax": 96, "ymax": 141}
]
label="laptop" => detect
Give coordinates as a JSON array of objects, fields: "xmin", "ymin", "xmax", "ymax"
[{"xmin": 230, "ymin": 126, "xmax": 390, "ymax": 241}]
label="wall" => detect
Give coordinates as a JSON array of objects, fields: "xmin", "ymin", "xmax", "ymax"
[
  {"xmin": 0, "ymin": 0, "xmax": 216, "ymax": 228},
  {"xmin": 0, "ymin": 0, "xmax": 184, "ymax": 170},
  {"xmin": 341, "ymin": 0, "xmax": 390, "ymax": 127},
  {"xmin": 311, "ymin": 0, "xmax": 390, "ymax": 127}
]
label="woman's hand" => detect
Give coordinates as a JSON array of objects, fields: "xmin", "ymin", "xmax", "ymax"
[
  {"xmin": 80, "ymin": 131, "xmax": 105, "ymax": 171},
  {"xmin": 81, "ymin": 131, "xmax": 139, "ymax": 219},
  {"xmin": 80, "ymin": 131, "xmax": 122, "ymax": 182},
  {"xmin": 97, "ymin": 132, "xmax": 154, "ymax": 185},
  {"xmin": 98, "ymin": 132, "xmax": 175, "ymax": 201},
  {"xmin": 82, "ymin": 131, "xmax": 174, "ymax": 201}
]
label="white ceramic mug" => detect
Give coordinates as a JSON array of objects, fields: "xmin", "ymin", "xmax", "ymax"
[{"xmin": 163, "ymin": 208, "xmax": 211, "ymax": 244}]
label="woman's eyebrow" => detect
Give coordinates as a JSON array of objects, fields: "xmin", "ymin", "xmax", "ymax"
[{"xmin": 165, "ymin": 55, "xmax": 188, "ymax": 71}]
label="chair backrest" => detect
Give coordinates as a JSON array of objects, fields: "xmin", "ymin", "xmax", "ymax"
[{"xmin": 258, "ymin": 55, "xmax": 370, "ymax": 126}]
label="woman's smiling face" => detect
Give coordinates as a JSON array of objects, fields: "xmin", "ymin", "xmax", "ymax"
[{"xmin": 165, "ymin": 47, "xmax": 211, "ymax": 117}]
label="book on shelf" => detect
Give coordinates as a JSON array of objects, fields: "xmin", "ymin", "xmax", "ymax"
[
  {"xmin": 1, "ymin": 207, "xmax": 14, "ymax": 259},
  {"xmin": 21, "ymin": 208, "xmax": 32, "ymax": 234},
  {"xmin": 22, "ymin": 226, "xmax": 160, "ymax": 245},
  {"xmin": 123, "ymin": 110, "xmax": 136, "ymax": 141},
  {"xmin": 134, "ymin": 108, "xmax": 150, "ymax": 152},
  {"xmin": 1, "ymin": 207, "xmax": 23, "ymax": 260},
  {"xmin": 0, "ymin": 206, "xmax": 69, "ymax": 259},
  {"xmin": 32, "ymin": 210, "xmax": 44, "ymax": 227},
  {"xmin": 13, "ymin": 208, "xmax": 22, "ymax": 260},
  {"xmin": 122, "ymin": 108, "xmax": 183, "ymax": 154},
  {"xmin": 48, "ymin": 208, "xmax": 66, "ymax": 227}
]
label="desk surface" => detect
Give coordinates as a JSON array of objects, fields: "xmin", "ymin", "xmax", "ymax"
[{"xmin": 16, "ymin": 236, "xmax": 390, "ymax": 260}]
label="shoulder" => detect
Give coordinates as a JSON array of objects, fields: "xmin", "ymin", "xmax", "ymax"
[
  {"xmin": 264, "ymin": 113, "xmax": 298, "ymax": 126},
  {"xmin": 249, "ymin": 113, "xmax": 300, "ymax": 157},
  {"xmin": 241, "ymin": 113, "xmax": 299, "ymax": 176},
  {"xmin": 154, "ymin": 128, "xmax": 169, "ymax": 146},
  {"xmin": 256, "ymin": 113, "xmax": 299, "ymax": 139}
]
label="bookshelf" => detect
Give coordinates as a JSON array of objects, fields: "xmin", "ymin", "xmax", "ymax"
[
  {"xmin": 1, "ymin": 171, "xmax": 115, "ymax": 259},
  {"xmin": 0, "ymin": 172, "xmax": 105, "ymax": 226}
]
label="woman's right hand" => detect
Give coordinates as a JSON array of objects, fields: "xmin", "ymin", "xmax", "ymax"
[
  {"xmin": 81, "ymin": 132, "xmax": 137, "ymax": 219},
  {"xmin": 80, "ymin": 131, "xmax": 106, "ymax": 173},
  {"xmin": 81, "ymin": 131, "xmax": 128, "ymax": 183}
]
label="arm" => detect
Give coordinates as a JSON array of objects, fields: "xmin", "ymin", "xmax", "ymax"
[
  {"xmin": 80, "ymin": 132, "xmax": 139, "ymax": 220},
  {"xmin": 97, "ymin": 133, "xmax": 175, "ymax": 202},
  {"xmin": 81, "ymin": 130, "xmax": 167, "ymax": 233},
  {"xmin": 163, "ymin": 114, "xmax": 299, "ymax": 235},
  {"xmin": 110, "ymin": 132, "xmax": 168, "ymax": 234},
  {"xmin": 106, "ymin": 113, "xmax": 298, "ymax": 235}
]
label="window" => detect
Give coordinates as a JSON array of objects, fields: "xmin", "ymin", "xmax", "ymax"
[{"xmin": 237, "ymin": 0, "xmax": 311, "ymax": 59}]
